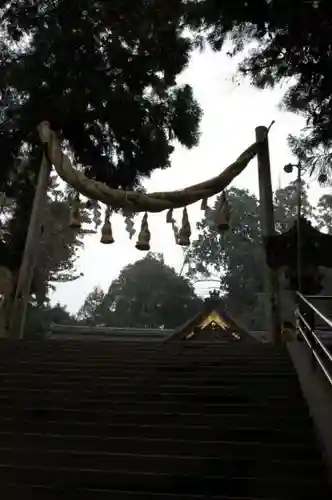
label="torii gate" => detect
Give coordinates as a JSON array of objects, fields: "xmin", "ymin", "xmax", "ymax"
[{"xmin": 8, "ymin": 122, "xmax": 281, "ymax": 342}]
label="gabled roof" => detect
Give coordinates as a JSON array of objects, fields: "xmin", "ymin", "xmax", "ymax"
[{"xmin": 167, "ymin": 297, "xmax": 256, "ymax": 343}]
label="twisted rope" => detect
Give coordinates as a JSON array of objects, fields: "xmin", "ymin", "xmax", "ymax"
[{"xmin": 37, "ymin": 121, "xmax": 265, "ymax": 213}]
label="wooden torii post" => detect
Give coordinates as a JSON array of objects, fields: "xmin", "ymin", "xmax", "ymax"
[
  {"xmin": 256, "ymin": 125, "xmax": 281, "ymax": 343},
  {"xmin": 8, "ymin": 151, "xmax": 51, "ymax": 340}
]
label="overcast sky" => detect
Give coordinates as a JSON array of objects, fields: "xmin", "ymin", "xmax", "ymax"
[{"xmin": 51, "ymin": 44, "xmax": 317, "ymax": 314}]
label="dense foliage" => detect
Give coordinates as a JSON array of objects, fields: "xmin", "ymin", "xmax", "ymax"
[
  {"xmin": 79, "ymin": 253, "xmax": 202, "ymax": 328},
  {"xmin": 185, "ymin": 182, "xmax": 327, "ymax": 329},
  {"xmin": 24, "ymin": 301, "xmax": 77, "ymax": 338},
  {"xmin": 185, "ymin": 0, "xmax": 332, "ymax": 179},
  {"xmin": 0, "ymin": 176, "xmax": 92, "ymax": 304},
  {"xmin": 1, "ymin": 0, "xmax": 201, "ymax": 192},
  {"xmin": 77, "ymin": 286, "xmax": 106, "ymax": 326},
  {"xmin": 3, "ymin": 0, "xmax": 332, "ymax": 334},
  {"xmin": 0, "ymin": 1, "xmax": 201, "ymax": 326}
]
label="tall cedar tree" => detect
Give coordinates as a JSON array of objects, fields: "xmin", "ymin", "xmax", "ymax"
[
  {"xmin": 185, "ymin": 0, "xmax": 332, "ymax": 179},
  {"xmin": 0, "ymin": 1, "xmax": 201, "ymax": 284},
  {"xmin": 86, "ymin": 254, "xmax": 202, "ymax": 328}
]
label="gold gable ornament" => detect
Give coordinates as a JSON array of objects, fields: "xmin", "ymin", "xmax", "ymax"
[
  {"xmin": 178, "ymin": 207, "xmax": 191, "ymax": 246},
  {"xmin": 100, "ymin": 206, "xmax": 114, "ymax": 244},
  {"xmin": 199, "ymin": 310, "xmax": 228, "ymax": 330},
  {"xmin": 136, "ymin": 212, "xmax": 150, "ymax": 251},
  {"xmin": 213, "ymin": 191, "xmax": 230, "ymax": 232},
  {"xmin": 69, "ymin": 193, "xmax": 82, "ymax": 229}
]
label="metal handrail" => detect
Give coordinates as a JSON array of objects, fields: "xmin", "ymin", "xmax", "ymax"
[
  {"xmin": 297, "ymin": 323, "xmax": 332, "ymax": 386},
  {"xmin": 296, "ymin": 308, "xmax": 332, "ymax": 365},
  {"xmin": 295, "ymin": 292, "xmax": 332, "ymax": 386},
  {"xmin": 297, "ymin": 292, "xmax": 332, "ymax": 330},
  {"xmin": 305, "ymin": 295, "xmax": 332, "ymax": 300}
]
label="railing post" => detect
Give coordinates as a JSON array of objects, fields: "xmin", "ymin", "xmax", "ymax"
[
  {"xmin": 295, "ymin": 302, "xmax": 303, "ymax": 344},
  {"xmin": 297, "ymin": 294, "xmax": 317, "ymax": 369},
  {"xmin": 256, "ymin": 126, "xmax": 281, "ymax": 343}
]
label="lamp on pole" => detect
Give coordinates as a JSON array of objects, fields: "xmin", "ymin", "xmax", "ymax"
[{"xmin": 283, "ymin": 162, "xmax": 302, "ymax": 292}]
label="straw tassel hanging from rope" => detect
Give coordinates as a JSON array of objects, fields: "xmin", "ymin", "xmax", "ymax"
[
  {"xmin": 136, "ymin": 212, "xmax": 150, "ymax": 251},
  {"xmin": 100, "ymin": 206, "xmax": 114, "ymax": 244},
  {"xmin": 213, "ymin": 191, "xmax": 230, "ymax": 232},
  {"xmin": 92, "ymin": 202, "xmax": 102, "ymax": 230},
  {"xmin": 201, "ymin": 197, "xmax": 215, "ymax": 227},
  {"xmin": 201, "ymin": 198, "xmax": 208, "ymax": 212},
  {"xmin": 69, "ymin": 193, "xmax": 81, "ymax": 229},
  {"xmin": 166, "ymin": 208, "xmax": 173, "ymax": 224},
  {"xmin": 124, "ymin": 214, "xmax": 136, "ymax": 239},
  {"xmin": 166, "ymin": 208, "xmax": 179, "ymax": 244},
  {"xmin": 178, "ymin": 207, "xmax": 191, "ymax": 246}
]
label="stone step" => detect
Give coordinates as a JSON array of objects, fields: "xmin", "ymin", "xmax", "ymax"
[
  {"xmin": 1, "ymin": 416, "xmax": 314, "ymax": 449},
  {"xmin": 0, "ymin": 399, "xmax": 310, "ymax": 417},
  {"xmin": 0, "ymin": 339, "xmax": 329, "ymax": 499},
  {"xmin": 0, "ymin": 339, "xmax": 286, "ymax": 349},
  {"xmin": 0, "ymin": 385, "xmax": 304, "ymax": 401},
  {"xmin": 0, "ymin": 448, "xmax": 326, "ymax": 480},
  {"xmin": 0, "ymin": 376, "xmax": 301, "ymax": 389},
  {"xmin": 0, "ymin": 350, "xmax": 293, "ymax": 362},
  {"xmin": 0, "ymin": 464, "xmax": 328, "ymax": 498},
  {"xmin": 0, "ymin": 432, "xmax": 322, "ymax": 459},
  {"xmin": 0, "ymin": 414, "xmax": 316, "ymax": 438},
  {"xmin": 0, "ymin": 362, "xmax": 295, "ymax": 373},
  {"xmin": 0, "ymin": 400, "xmax": 312, "ymax": 420},
  {"xmin": 0, "ymin": 343, "xmax": 290, "ymax": 352},
  {"xmin": 0, "ymin": 385, "xmax": 302, "ymax": 400},
  {"xmin": 5, "ymin": 354, "xmax": 286, "ymax": 360},
  {"xmin": 0, "ymin": 351, "xmax": 294, "ymax": 361},
  {"xmin": 0, "ymin": 365, "xmax": 297, "ymax": 377},
  {"xmin": 0, "ymin": 484, "xmax": 280, "ymax": 499}
]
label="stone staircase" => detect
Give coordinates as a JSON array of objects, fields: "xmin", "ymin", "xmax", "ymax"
[{"xmin": 0, "ymin": 339, "xmax": 330, "ymax": 499}]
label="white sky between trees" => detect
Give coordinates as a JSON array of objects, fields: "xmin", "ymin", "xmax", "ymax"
[{"xmin": 51, "ymin": 43, "xmax": 326, "ymax": 314}]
